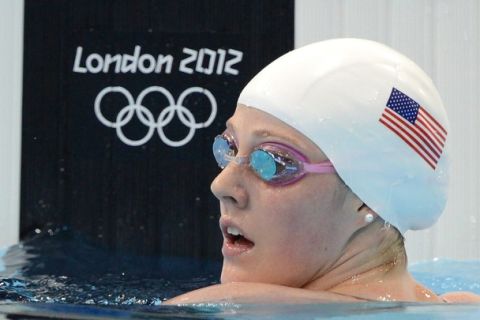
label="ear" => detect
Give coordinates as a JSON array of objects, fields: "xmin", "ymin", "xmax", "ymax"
[
  {"xmin": 342, "ymin": 186, "xmax": 379, "ymax": 222},
  {"xmin": 356, "ymin": 202, "xmax": 379, "ymax": 218},
  {"xmin": 357, "ymin": 202, "xmax": 368, "ymax": 212}
]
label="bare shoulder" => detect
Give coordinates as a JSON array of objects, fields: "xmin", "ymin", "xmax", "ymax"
[
  {"xmin": 163, "ymin": 282, "xmax": 361, "ymax": 305},
  {"xmin": 441, "ymin": 291, "xmax": 480, "ymax": 303}
]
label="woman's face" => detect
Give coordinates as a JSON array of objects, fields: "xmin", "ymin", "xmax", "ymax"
[{"xmin": 211, "ymin": 105, "xmax": 362, "ymax": 287}]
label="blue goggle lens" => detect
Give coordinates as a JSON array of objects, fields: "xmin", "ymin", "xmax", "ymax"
[
  {"xmin": 212, "ymin": 134, "xmax": 303, "ymax": 185},
  {"xmin": 213, "ymin": 135, "xmax": 235, "ymax": 168},
  {"xmin": 250, "ymin": 149, "xmax": 276, "ymax": 181}
]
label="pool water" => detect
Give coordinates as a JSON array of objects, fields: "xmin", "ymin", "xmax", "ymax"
[
  {"xmin": 0, "ymin": 227, "xmax": 479, "ymax": 319},
  {"xmin": 0, "ymin": 227, "xmax": 221, "ymax": 305}
]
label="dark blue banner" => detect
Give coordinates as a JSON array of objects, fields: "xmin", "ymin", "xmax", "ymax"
[{"xmin": 21, "ymin": 0, "xmax": 294, "ymax": 258}]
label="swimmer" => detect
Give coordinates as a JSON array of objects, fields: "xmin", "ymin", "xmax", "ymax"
[{"xmin": 165, "ymin": 39, "xmax": 480, "ymax": 304}]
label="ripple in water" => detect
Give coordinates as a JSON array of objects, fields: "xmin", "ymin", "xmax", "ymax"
[
  {"xmin": 1, "ymin": 226, "xmax": 480, "ymax": 314},
  {"xmin": 0, "ymin": 226, "xmax": 221, "ymax": 306}
]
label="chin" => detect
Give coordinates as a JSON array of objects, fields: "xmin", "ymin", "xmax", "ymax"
[
  {"xmin": 220, "ymin": 267, "xmax": 238, "ymax": 283},
  {"xmin": 220, "ymin": 262, "xmax": 255, "ymax": 283}
]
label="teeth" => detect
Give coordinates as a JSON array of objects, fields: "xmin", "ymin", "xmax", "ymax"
[{"xmin": 227, "ymin": 226, "xmax": 243, "ymax": 236}]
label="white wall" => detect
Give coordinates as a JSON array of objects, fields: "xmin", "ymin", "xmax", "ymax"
[
  {"xmin": 296, "ymin": 0, "xmax": 480, "ymax": 263},
  {"xmin": 0, "ymin": 0, "xmax": 23, "ymax": 248}
]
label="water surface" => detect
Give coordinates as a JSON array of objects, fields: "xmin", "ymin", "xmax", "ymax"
[{"xmin": 1, "ymin": 227, "xmax": 479, "ymax": 319}]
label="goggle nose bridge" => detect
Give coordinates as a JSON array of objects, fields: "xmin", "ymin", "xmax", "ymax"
[{"xmin": 222, "ymin": 153, "xmax": 249, "ymax": 167}]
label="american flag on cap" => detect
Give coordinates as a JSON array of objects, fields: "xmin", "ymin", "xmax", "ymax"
[{"xmin": 379, "ymin": 88, "xmax": 447, "ymax": 170}]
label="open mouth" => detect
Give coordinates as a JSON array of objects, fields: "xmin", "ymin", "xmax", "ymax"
[
  {"xmin": 225, "ymin": 226, "xmax": 255, "ymax": 248},
  {"xmin": 221, "ymin": 223, "xmax": 255, "ymax": 256}
]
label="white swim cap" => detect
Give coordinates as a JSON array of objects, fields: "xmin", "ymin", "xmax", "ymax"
[{"xmin": 238, "ymin": 38, "xmax": 449, "ymax": 233}]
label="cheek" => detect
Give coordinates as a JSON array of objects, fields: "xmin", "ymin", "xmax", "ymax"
[
  {"xmin": 259, "ymin": 183, "xmax": 335, "ymax": 260},
  {"xmin": 258, "ymin": 189, "xmax": 329, "ymax": 260},
  {"xmin": 251, "ymin": 200, "xmax": 330, "ymax": 286},
  {"xmin": 276, "ymin": 202, "xmax": 329, "ymax": 256}
]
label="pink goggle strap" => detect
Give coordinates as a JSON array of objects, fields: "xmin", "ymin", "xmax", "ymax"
[{"xmin": 303, "ymin": 161, "xmax": 336, "ymax": 174}]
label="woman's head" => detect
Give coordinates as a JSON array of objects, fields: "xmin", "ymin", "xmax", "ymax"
[
  {"xmin": 211, "ymin": 105, "xmax": 376, "ymax": 286},
  {"xmin": 210, "ymin": 38, "xmax": 448, "ymax": 286},
  {"xmin": 237, "ymin": 38, "xmax": 449, "ymax": 234}
]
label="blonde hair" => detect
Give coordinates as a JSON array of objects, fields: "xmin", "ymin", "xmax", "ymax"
[{"xmin": 344, "ymin": 216, "xmax": 407, "ymax": 268}]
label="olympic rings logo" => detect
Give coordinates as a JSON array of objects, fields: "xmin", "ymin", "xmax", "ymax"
[{"xmin": 94, "ymin": 86, "xmax": 217, "ymax": 147}]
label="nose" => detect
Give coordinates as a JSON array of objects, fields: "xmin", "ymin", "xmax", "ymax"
[{"xmin": 210, "ymin": 163, "xmax": 249, "ymax": 210}]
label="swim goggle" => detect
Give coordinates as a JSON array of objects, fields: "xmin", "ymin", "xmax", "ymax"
[{"xmin": 212, "ymin": 133, "xmax": 336, "ymax": 185}]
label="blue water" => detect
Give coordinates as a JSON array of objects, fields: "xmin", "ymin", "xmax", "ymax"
[
  {"xmin": 0, "ymin": 227, "xmax": 479, "ymax": 319},
  {"xmin": 0, "ymin": 227, "xmax": 221, "ymax": 305}
]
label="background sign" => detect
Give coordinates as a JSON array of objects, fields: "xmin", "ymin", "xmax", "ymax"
[{"xmin": 21, "ymin": 0, "xmax": 293, "ymax": 258}]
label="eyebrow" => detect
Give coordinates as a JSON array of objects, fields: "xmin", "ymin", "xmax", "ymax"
[{"xmin": 225, "ymin": 120, "xmax": 302, "ymax": 148}]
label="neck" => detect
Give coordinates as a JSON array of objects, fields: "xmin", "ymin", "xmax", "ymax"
[
  {"xmin": 304, "ymin": 227, "xmax": 404, "ymax": 291},
  {"xmin": 302, "ymin": 225, "xmax": 441, "ymax": 302},
  {"xmin": 300, "ymin": 224, "xmax": 441, "ymax": 301}
]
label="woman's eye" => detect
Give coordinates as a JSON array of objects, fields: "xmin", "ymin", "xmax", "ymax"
[
  {"xmin": 262, "ymin": 147, "xmax": 298, "ymax": 174},
  {"xmin": 262, "ymin": 147, "xmax": 292, "ymax": 165},
  {"xmin": 223, "ymin": 134, "xmax": 238, "ymax": 156},
  {"xmin": 213, "ymin": 133, "xmax": 239, "ymax": 169},
  {"xmin": 272, "ymin": 153, "xmax": 294, "ymax": 171}
]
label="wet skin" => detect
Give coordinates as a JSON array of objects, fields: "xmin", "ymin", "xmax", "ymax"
[
  {"xmin": 214, "ymin": 105, "xmax": 361, "ymax": 288},
  {"xmin": 164, "ymin": 105, "xmax": 480, "ymax": 305}
]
